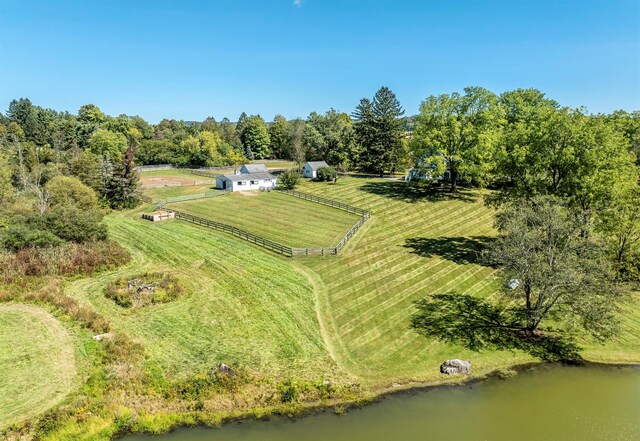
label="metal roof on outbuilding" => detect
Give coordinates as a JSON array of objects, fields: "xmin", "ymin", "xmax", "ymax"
[
  {"xmin": 220, "ymin": 172, "xmax": 276, "ymax": 182},
  {"xmin": 241, "ymin": 163, "xmax": 269, "ymax": 173},
  {"xmin": 305, "ymin": 161, "xmax": 329, "ymax": 170}
]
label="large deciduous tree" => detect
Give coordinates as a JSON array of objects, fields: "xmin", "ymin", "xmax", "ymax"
[
  {"xmin": 268, "ymin": 115, "xmax": 290, "ymax": 159},
  {"xmin": 412, "ymin": 86, "xmax": 501, "ymax": 191},
  {"xmin": 88, "ymin": 128, "xmax": 128, "ymax": 160},
  {"xmin": 304, "ymin": 110, "xmax": 354, "ymax": 169},
  {"xmin": 241, "ymin": 116, "xmax": 271, "ymax": 159},
  {"xmin": 492, "ymin": 90, "xmax": 638, "ymax": 236},
  {"xmin": 484, "ymin": 197, "xmax": 620, "ymax": 339}
]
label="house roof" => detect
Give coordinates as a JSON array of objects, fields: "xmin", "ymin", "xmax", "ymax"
[
  {"xmin": 305, "ymin": 161, "xmax": 329, "ymax": 170},
  {"xmin": 220, "ymin": 172, "xmax": 276, "ymax": 182},
  {"xmin": 241, "ymin": 163, "xmax": 269, "ymax": 173}
]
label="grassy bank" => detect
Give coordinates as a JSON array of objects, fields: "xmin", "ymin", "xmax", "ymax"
[{"xmin": 293, "ymin": 177, "xmax": 640, "ymax": 382}]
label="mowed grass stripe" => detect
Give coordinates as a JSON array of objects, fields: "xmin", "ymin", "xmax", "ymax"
[
  {"xmin": 165, "ymin": 191, "xmax": 360, "ymax": 248},
  {"xmin": 297, "ymin": 178, "xmax": 531, "ymax": 382},
  {"xmin": 341, "ymin": 264, "xmax": 489, "ymax": 340}
]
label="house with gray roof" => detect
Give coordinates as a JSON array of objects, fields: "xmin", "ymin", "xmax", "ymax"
[
  {"xmin": 216, "ymin": 165, "xmax": 277, "ymax": 191},
  {"xmin": 302, "ymin": 160, "xmax": 329, "ymax": 178}
]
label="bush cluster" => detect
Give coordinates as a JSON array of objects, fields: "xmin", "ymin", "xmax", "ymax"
[
  {"xmin": 0, "ymin": 281, "xmax": 110, "ymax": 333},
  {"xmin": 104, "ymin": 272, "xmax": 183, "ymax": 308},
  {"xmin": 0, "ymin": 240, "xmax": 130, "ymax": 284},
  {"xmin": 316, "ymin": 166, "xmax": 337, "ymax": 182},
  {"xmin": 278, "ymin": 168, "xmax": 301, "ymax": 190}
]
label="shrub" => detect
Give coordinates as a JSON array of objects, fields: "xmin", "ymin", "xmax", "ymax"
[
  {"xmin": 1, "ymin": 224, "xmax": 63, "ymax": 250},
  {"xmin": 278, "ymin": 168, "xmax": 300, "ymax": 190},
  {"xmin": 0, "ymin": 240, "xmax": 130, "ymax": 284},
  {"xmin": 316, "ymin": 166, "xmax": 337, "ymax": 182},
  {"xmin": 43, "ymin": 205, "xmax": 107, "ymax": 243},
  {"xmin": 279, "ymin": 379, "xmax": 300, "ymax": 403},
  {"xmin": 104, "ymin": 272, "xmax": 183, "ymax": 308},
  {"xmin": 45, "ymin": 175, "xmax": 99, "ymax": 210}
]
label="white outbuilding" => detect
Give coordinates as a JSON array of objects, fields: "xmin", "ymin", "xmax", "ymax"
[
  {"xmin": 216, "ymin": 172, "xmax": 277, "ymax": 192},
  {"xmin": 302, "ymin": 161, "xmax": 329, "ymax": 178}
]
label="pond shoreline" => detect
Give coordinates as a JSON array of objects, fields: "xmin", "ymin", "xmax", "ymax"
[{"xmin": 117, "ymin": 360, "xmax": 640, "ymax": 440}]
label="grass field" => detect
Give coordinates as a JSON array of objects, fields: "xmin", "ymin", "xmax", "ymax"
[
  {"xmin": 143, "ymin": 184, "xmax": 219, "ymax": 200},
  {"xmin": 292, "ymin": 177, "xmax": 640, "ymax": 384},
  {"xmin": 64, "ymin": 209, "xmax": 344, "ymax": 381},
  {"xmin": 0, "ymin": 304, "xmax": 80, "ymax": 429},
  {"xmin": 74, "ymin": 176, "xmax": 640, "ymax": 387},
  {"xmin": 139, "ymin": 168, "xmax": 234, "ymax": 180},
  {"xmin": 254, "ymin": 160, "xmax": 297, "ymax": 169},
  {"xmin": 164, "ymin": 191, "xmax": 361, "ymax": 248}
]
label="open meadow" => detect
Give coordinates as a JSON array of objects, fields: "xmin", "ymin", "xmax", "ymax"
[
  {"xmin": 4, "ymin": 172, "xmax": 636, "ymax": 436},
  {"xmin": 143, "ymin": 184, "xmax": 220, "ymax": 200}
]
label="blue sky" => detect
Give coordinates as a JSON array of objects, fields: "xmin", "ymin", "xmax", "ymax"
[{"xmin": 0, "ymin": 0, "xmax": 638, "ymax": 122}]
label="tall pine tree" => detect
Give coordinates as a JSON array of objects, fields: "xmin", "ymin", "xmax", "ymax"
[
  {"xmin": 353, "ymin": 87, "xmax": 404, "ymax": 176},
  {"xmin": 106, "ymin": 146, "xmax": 140, "ymax": 208}
]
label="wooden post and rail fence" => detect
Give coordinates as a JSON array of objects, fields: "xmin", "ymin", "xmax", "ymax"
[{"xmin": 140, "ymin": 189, "xmax": 370, "ymax": 257}]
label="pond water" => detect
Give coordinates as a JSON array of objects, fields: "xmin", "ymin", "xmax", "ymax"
[{"xmin": 126, "ymin": 364, "xmax": 639, "ymax": 441}]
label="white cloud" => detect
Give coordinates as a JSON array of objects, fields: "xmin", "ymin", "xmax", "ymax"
[{"xmin": 294, "ymin": 0, "xmax": 302, "ymax": 7}]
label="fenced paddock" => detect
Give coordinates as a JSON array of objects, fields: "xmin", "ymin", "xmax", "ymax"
[
  {"xmin": 161, "ymin": 190, "xmax": 370, "ymax": 256},
  {"xmin": 156, "ymin": 190, "xmax": 230, "ymax": 208}
]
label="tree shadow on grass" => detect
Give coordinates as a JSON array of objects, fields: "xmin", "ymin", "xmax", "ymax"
[
  {"xmin": 359, "ymin": 180, "xmax": 478, "ymax": 203},
  {"xmin": 411, "ymin": 293, "xmax": 583, "ymax": 362},
  {"xmin": 404, "ymin": 236, "xmax": 495, "ymax": 266}
]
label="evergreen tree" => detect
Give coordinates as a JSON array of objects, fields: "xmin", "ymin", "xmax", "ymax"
[
  {"xmin": 352, "ymin": 87, "xmax": 404, "ymax": 176},
  {"xmin": 106, "ymin": 146, "xmax": 140, "ymax": 208},
  {"xmin": 372, "ymin": 87, "xmax": 405, "ymax": 174}
]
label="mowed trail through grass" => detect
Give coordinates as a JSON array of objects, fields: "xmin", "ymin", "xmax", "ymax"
[
  {"xmin": 165, "ymin": 191, "xmax": 361, "ymax": 248},
  {"xmin": 65, "ymin": 208, "xmax": 344, "ymax": 381},
  {"xmin": 294, "ymin": 177, "xmax": 640, "ymax": 385},
  {"xmin": 0, "ymin": 305, "xmax": 78, "ymax": 429}
]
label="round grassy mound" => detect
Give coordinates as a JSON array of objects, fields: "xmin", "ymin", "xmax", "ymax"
[{"xmin": 0, "ymin": 304, "xmax": 77, "ymax": 429}]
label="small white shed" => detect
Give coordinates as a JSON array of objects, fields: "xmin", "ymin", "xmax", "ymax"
[
  {"xmin": 216, "ymin": 172, "xmax": 277, "ymax": 192},
  {"xmin": 302, "ymin": 161, "xmax": 329, "ymax": 178}
]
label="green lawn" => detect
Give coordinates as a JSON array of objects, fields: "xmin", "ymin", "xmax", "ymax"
[
  {"xmin": 143, "ymin": 184, "xmax": 219, "ymax": 200},
  {"xmin": 292, "ymin": 177, "xmax": 640, "ymax": 384},
  {"xmin": 140, "ymin": 168, "xmax": 234, "ymax": 179},
  {"xmin": 253, "ymin": 160, "xmax": 297, "ymax": 169},
  {"xmin": 64, "ymin": 209, "xmax": 343, "ymax": 381},
  {"xmin": 164, "ymin": 191, "xmax": 361, "ymax": 248},
  {"xmin": 0, "ymin": 305, "xmax": 82, "ymax": 429}
]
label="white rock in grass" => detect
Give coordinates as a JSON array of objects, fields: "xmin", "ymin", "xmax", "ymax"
[{"xmin": 440, "ymin": 359, "xmax": 471, "ymax": 375}]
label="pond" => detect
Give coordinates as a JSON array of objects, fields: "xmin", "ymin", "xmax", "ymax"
[{"xmin": 126, "ymin": 364, "xmax": 639, "ymax": 441}]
